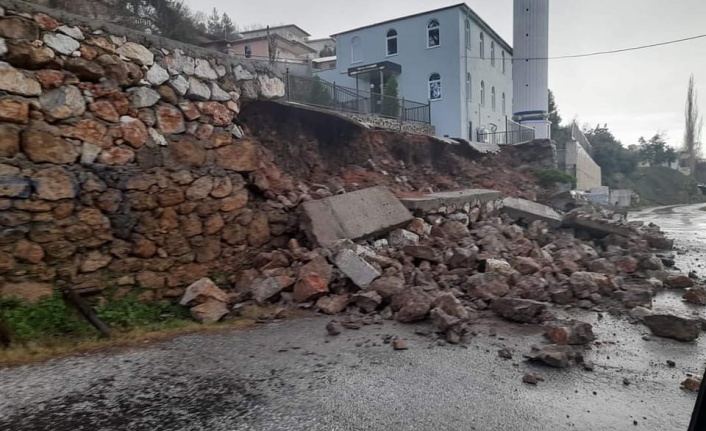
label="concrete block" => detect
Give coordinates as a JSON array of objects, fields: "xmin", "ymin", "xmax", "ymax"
[
  {"xmin": 400, "ymin": 189, "xmax": 501, "ymax": 214},
  {"xmin": 300, "ymin": 186, "xmax": 413, "ymax": 248},
  {"xmin": 501, "ymin": 197, "xmax": 563, "ymax": 228},
  {"xmin": 334, "ymin": 249, "xmax": 381, "ymax": 288}
]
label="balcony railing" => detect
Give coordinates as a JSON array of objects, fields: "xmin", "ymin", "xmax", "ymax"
[
  {"xmin": 284, "ymin": 73, "xmax": 431, "ymax": 125},
  {"xmin": 476, "ymin": 118, "xmax": 535, "ymax": 145}
]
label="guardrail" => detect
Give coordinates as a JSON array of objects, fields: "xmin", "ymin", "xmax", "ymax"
[
  {"xmin": 476, "ymin": 118, "xmax": 535, "ymax": 145},
  {"xmin": 284, "ymin": 73, "xmax": 431, "ymax": 125}
]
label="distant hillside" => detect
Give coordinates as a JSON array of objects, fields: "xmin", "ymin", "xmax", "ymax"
[{"xmin": 610, "ymin": 166, "xmax": 705, "ymax": 206}]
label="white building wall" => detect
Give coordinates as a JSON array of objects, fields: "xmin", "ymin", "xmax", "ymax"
[
  {"xmin": 458, "ymin": 11, "xmax": 513, "ymax": 140},
  {"xmin": 314, "ymin": 6, "xmax": 513, "ymax": 140},
  {"xmin": 512, "ymin": 0, "xmax": 550, "ymax": 139},
  {"xmin": 566, "ymin": 141, "xmax": 602, "ymax": 191}
]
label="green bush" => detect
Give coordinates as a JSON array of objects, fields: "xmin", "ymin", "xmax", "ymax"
[
  {"xmin": 308, "ymin": 76, "xmax": 332, "ymax": 107},
  {"xmin": 0, "ymin": 293, "xmax": 191, "ymax": 343},
  {"xmin": 0, "ymin": 295, "xmax": 93, "ymax": 342},
  {"xmin": 534, "ymin": 169, "xmax": 577, "ymax": 187}
]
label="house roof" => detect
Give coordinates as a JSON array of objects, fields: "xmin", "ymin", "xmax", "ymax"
[
  {"xmin": 227, "ymin": 34, "xmax": 317, "ymax": 54},
  {"xmin": 240, "ymin": 24, "xmax": 311, "ymax": 37},
  {"xmin": 312, "ymin": 56, "xmax": 336, "ymax": 63},
  {"xmin": 330, "ymin": 3, "xmax": 512, "ymax": 54}
]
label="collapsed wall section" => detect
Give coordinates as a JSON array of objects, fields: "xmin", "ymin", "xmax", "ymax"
[{"xmin": 0, "ymin": 0, "xmax": 292, "ymax": 300}]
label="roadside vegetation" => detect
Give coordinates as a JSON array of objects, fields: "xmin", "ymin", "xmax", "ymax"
[{"xmin": 0, "ymin": 287, "xmax": 284, "ymax": 366}]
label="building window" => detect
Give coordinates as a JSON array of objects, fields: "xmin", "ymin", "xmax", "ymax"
[
  {"xmin": 244, "ymin": 46, "xmax": 252, "ymax": 58},
  {"xmin": 480, "ymin": 81, "xmax": 485, "ymax": 105},
  {"xmin": 386, "ymin": 29, "xmax": 398, "ymax": 56},
  {"xmin": 466, "ymin": 73, "xmax": 471, "ymax": 101},
  {"xmin": 479, "ymin": 32, "xmax": 484, "ymax": 58},
  {"xmin": 502, "ymin": 92, "xmax": 506, "ymax": 114},
  {"xmin": 491, "ymin": 42, "xmax": 495, "ymax": 66},
  {"xmin": 502, "ymin": 51, "xmax": 506, "ymax": 73},
  {"xmin": 427, "ymin": 19, "xmax": 440, "ymax": 48},
  {"xmin": 491, "ymin": 87, "xmax": 496, "ymax": 110},
  {"xmin": 351, "ymin": 36, "xmax": 361, "ymax": 63},
  {"xmin": 429, "ymin": 73, "xmax": 441, "ymax": 100},
  {"xmin": 464, "ymin": 19, "xmax": 470, "ymax": 49}
]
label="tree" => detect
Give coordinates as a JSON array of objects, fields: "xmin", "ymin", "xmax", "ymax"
[
  {"xmin": 585, "ymin": 123, "xmax": 639, "ymax": 184},
  {"xmin": 548, "ymin": 89, "xmax": 571, "ymax": 144},
  {"xmin": 221, "ymin": 13, "xmax": 236, "ymax": 40},
  {"xmin": 684, "ymin": 74, "xmax": 703, "ymax": 176},
  {"xmin": 267, "ymin": 26, "xmax": 278, "ymax": 62},
  {"xmin": 319, "ymin": 45, "xmax": 336, "ymax": 58},
  {"xmin": 381, "ymin": 76, "xmax": 400, "ymax": 118},
  {"xmin": 206, "ymin": 7, "xmax": 221, "ymax": 37},
  {"xmin": 308, "ymin": 76, "xmax": 331, "ymax": 106},
  {"xmin": 638, "ymin": 133, "xmax": 678, "ymax": 167},
  {"xmin": 117, "ymin": 0, "xmax": 213, "ymax": 44}
]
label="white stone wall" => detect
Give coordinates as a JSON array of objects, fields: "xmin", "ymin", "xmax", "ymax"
[{"xmin": 565, "ymin": 141, "xmax": 602, "ymax": 191}]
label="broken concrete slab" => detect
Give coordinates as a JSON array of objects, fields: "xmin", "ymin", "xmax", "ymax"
[
  {"xmin": 300, "ymin": 186, "xmax": 413, "ymax": 248},
  {"xmin": 400, "ymin": 189, "xmax": 501, "ymax": 214},
  {"xmin": 563, "ymin": 212, "xmax": 634, "ymax": 238},
  {"xmin": 334, "ymin": 249, "xmax": 381, "ymax": 288},
  {"xmin": 502, "ymin": 197, "xmax": 563, "ymax": 229}
]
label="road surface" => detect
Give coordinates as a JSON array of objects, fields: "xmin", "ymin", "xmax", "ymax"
[{"xmin": 1, "ymin": 205, "xmax": 705, "ymax": 431}]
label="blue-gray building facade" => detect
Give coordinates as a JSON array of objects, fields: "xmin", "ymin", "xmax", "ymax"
[{"xmin": 316, "ymin": 3, "xmax": 513, "ymax": 140}]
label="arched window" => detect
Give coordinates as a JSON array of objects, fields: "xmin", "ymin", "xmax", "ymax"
[
  {"xmin": 502, "ymin": 92, "xmax": 506, "ymax": 114},
  {"xmin": 351, "ymin": 36, "xmax": 361, "ymax": 63},
  {"xmin": 429, "ymin": 73, "xmax": 441, "ymax": 100},
  {"xmin": 427, "ymin": 19, "xmax": 440, "ymax": 48},
  {"xmin": 480, "ymin": 81, "xmax": 485, "ymax": 105},
  {"xmin": 464, "ymin": 19, "xmax": 471, "ymax": 49},
  {"xmin": 491, "ymin": 41, "xmax": 495, "ymax": 66},
  {"xmin": 466, "ymin": 73, "xmax": 471, "ymax": 101},
  {"xmin": 491, "ymin": 87, "xmax": 496, "ymax": 110},
  {"xmin": 244, "ymin": 45, "xmax": 252, "ymax": 58},
  {"xmin": 479, "ymin": 32, "xmax": 485, "ymax": 58},
  {"xmin": 386, "ymin": 29, "xmax": 398, "ymax": 56},
  {"xmin": 501, "ymin": 51, "xmax": 506, "ymax": 73}
]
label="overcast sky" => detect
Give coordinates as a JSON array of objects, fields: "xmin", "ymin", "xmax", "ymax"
[{"xmin": 184, "ymin": 0, "xmax": 706, "ymax": 148}]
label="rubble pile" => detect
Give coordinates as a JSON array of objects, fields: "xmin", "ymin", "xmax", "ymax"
[{"xmin": 183, "ymin": 187, "xmax": 690, "ymax": 353}]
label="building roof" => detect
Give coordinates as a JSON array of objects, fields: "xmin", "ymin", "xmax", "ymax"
[
  {"xmin": 240, "ymin": 24, "xmax": 311, "ymax": 37},
  {"xmin": 312, "ymin": 56, "xmax": 336, "ymax": 63},
  {"xmin": 227, "ymin": 34, "xmax": 317, "ymax": 55},
  {"xmin": 307, "ymin": 37, "xmax": 335, "ymax": 43},
  {"xmin": 330, "ymin": 3, "xmax": 512, "ymax": 54}
]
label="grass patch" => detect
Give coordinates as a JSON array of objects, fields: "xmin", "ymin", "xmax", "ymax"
[
  {"xmin": 0, "ymin": 293, "xmax": 308, "ymax": 367},
  {"xmin": 533, "ymin": 169, "xmax": 576, "ymax": 188}
]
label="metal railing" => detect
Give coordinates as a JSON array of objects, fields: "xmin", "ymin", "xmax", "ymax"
[
  {"xmin": 476, "ymin": 117, "xmax": 535, "ymax": 145},
  {"xmin": 284, "ymin": 73, "xmax": 431, "ymax": 125},
  {"xmin": 570, "ymin": 121, "xmax": 593, "ymax": 155}
]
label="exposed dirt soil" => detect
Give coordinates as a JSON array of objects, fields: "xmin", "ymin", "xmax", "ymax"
[{"xmin": 241, "ymin": 101, "xmax": 543, "ymax": 200}]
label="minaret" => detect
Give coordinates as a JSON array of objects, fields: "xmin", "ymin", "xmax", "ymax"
[{"xmin": 513, "ymin": 0, "xmax": 551, "ymax": 139}]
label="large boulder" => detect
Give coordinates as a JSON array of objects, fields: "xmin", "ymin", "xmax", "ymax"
[
  {"xmin": 180, "ymin": 277, "xmax": 229, "ymax": 306},
  {"xmin": 491, "ymin": 298, "xmax": 547, "ymax": 323},
  {"xmin": 391, "ymin": 287, "xmax": 433, "ymax": 323},
  {"xmin": 544, "ymin": 320, "xmax": 595, "ymax": 345},
  {"xmin": 643, "ymin": 314, "xmax": 701, "ymax": 342}
]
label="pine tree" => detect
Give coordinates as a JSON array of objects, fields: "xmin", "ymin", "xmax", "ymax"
[
  {"xmin": 221, "ymin": 13, "xmax": 235, "ymax": 40},
  {"xmin": 207, "ymin": 7, "xmax": 221, "ymax": 37}
]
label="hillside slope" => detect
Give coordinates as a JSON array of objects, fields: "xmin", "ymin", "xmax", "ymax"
[{"xmin": 611, "ymin": 166, "xmax": 704, "ymax": 206}]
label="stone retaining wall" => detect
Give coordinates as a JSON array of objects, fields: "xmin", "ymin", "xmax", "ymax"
[{"xmin": 0, "ymin": 0, "xmax": 293, "ymax": 299}]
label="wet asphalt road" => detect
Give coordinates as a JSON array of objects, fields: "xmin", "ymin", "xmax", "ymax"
[{"xmin": 1, "ymin": 205, "xmax": 706, "ymax": 431}]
